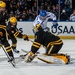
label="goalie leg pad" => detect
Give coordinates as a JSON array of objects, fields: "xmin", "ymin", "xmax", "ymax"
[
  {"xmin": 51, "ymin": 53, "xmax": 70, "ymax": 64},
  {"xmin": 37, "ymin": 53, "xmax": 70, "ymax": 64}
]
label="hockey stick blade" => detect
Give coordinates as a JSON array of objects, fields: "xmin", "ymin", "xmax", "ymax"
[
  {"xmin": 8, "ymin": 58, "xmax": 16, "ymax": 67},
  {"xmin": 10, "ymin": 62, "xmax": 16, "ymax": 67},
  {"xmin": 20, "ymin": 54, "xmax": 26, "ymax": 59},
  {"xmin": 21, "ymin": 49, "xmax": 28, "ymax": 53}
]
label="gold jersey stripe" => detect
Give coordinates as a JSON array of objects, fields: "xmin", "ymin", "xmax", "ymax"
[
  {"xmin": 14, "ymin": 31, "xmax": 19, "ymax": 35},
  {"xmin": 33, "ymin": 42, "xmax": 41, "ymax": 46},
  {"xmin": 51, "ymin": 41, "xmax": 63, "ymax": 45},
  {"xmin": 0, "ymin": 25, "xmax": 6, "ymax": 28},
  {"xmin": 6, "ymin": 49, "xmax": 12, "ymax": 52},
  {"xmin": 48, "ymin": 45, "xmax": 54, "ymax": 54},
  {"xmin": 0, "ymin": 27, "xmax": 6, "ymax": 30},
  {"xmin": 47, "ymin": 40, "xmax": 62, "ymax": 48},
  {"xmin": 14, "ymin": 31, "xmax": 20, "ymax": 37},
  {"xmin": 5, "ymin": 46, "xmax": 11, "ymax": 50},
  {"xmin": 32, "ymin": 44, "xmax": 40, "ymax": 48}
]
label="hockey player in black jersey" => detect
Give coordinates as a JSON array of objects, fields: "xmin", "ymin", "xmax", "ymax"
[
  {"xmin": 24, "ymin": 24, "xmax": 69, "ymax": 64},
  {"xmin": 0, "ymin": 1, "xmax": 14, "ymax": 62},
  {"xmin": 7, "ymin": 17, "xmax": 29, "ymax": 53}
]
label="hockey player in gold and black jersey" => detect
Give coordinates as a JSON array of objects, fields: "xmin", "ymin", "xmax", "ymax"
[
  {"xmin": 7, "ymin": 17, "xmax": 29, "ymax": 53},
  {"xmin": 0, "ymin": 1, "xmax": 14, "ymax": 62},
  {"xmin": 24, "ymin": 24, "xmax": 69, "ymax": 64}
]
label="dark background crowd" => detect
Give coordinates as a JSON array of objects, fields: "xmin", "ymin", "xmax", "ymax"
[{"xmin": 3, "ymin": 0, "xmax": 75, "ymax": 21}]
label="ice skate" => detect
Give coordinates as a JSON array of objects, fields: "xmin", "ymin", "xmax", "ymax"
[{"xmin": 13, "ymin": 49, "xmax": 20, "ymax": 53}]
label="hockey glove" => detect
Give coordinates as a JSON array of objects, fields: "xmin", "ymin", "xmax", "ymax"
[
  {"xmin": 23, "ymin": 34, "xmax": 29, "ymax": 41},
  {"xmin": 24, "ymin": 51, "xmax": 35, "ymax": 63},
  {"xmin": 53, "ymin": 20, "xmax": 58, "ymax": 28}
]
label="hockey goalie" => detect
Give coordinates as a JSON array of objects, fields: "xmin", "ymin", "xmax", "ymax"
[{"xmin": 24, "ymin": 24, "xmax": 70, "ymax": 64}]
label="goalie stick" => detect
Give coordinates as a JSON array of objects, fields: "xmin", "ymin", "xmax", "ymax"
[
  {"xmin": 1, "ymin": 46, "xmax": 16, "ymax": 67},
  {"xmin": 21, "ymin": 49, "xmax": 40, "ymax": 54}
]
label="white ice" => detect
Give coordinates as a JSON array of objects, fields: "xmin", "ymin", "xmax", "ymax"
[{"xmin": 0, "ymin": 39, "xmax": 75, "ymax": 75}]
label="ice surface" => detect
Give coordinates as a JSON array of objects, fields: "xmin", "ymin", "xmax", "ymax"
[{"xmin": 0, "ymin": 39, "xmax": 75, "ymax": 75}]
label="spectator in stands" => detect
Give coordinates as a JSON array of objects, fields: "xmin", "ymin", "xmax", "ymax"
[
  {"xmin": 9, "ymin": 11, "xmax": 14, "ymax": 18},
  {"xmin": 47, "ymin": 5, "xmax": 51, "ymax": 12},
  {"xmin": 72, "ymin": 0, "xmax": 75, "ymax": 10},
  {"xmin": 16, "ymin": 2, "xmax": 22, "ymax": 11},
  {"xmin": 21, "ymin": 10, "xmax": 29, "ymax": 21},
  {"xmin": 32, "ymin": 1, "xmax": 37, "ymax": 12},
  {"xmin": 65, "ymin": 0, "xmax": 72, "ymax": 10},
  {"xmin": 2, "ymin": 0, "xmax": 73, "ymax": 21},
  {"xmin": 32, "ymin": 12, "xmax": 37, "ymax": 20},
  {"xmin": 60, "ymin": 9, "xmax": 68, "ymax": 21},
  {"xmin": 70, "ymin": 9, "xmax": 75, "ymax": 21},
  {"xmin": 64, "ymin": 0, "xmax": 72, "ymax": 17},
  {"xmin": 52, "ymin": 5, "xmax": 58, "ymax": 19},
  {"xmin": 56, "ymin": 0, "xmax": 65, "ymax": 11},
  {"xmin": 15, "ymin": 13, "xmax": 21, "ymax": 21}
]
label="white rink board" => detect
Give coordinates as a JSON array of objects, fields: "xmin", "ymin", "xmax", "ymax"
[
  {"xmin": 17, "ymin": 22, "xmax": 34, "ymax": 35},
  {"xmin": 17, "ymin": 22, "xmax": 75, "ymax": 36}
]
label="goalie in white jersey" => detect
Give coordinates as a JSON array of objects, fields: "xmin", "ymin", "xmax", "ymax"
[{"xmin": 33, "ymin": 10, "xmax": 58, "ymax": 33}]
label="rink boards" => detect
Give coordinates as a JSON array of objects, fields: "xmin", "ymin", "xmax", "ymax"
[{"xmin": 17, "ymin": 22, "xmax": 75, "ymax": 39}]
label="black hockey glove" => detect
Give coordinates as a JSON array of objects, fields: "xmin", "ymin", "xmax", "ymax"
[
  {"xmin": 53, "ymin": 20, "xmax": 58, "ymax": 28},
  {"xmin": 23, "ymin": 34, "xmax": 29, "ymax": 41}
]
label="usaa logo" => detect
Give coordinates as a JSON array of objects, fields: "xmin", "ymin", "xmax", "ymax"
[
  {"xmin": 16, "ymin": 28, "xmax": 23, "ymax": 33},
  {"xmin": 51, "ymin": 25, "xmax": 75, "ymax": 35}
]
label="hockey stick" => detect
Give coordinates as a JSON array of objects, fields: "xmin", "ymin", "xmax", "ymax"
[
  {"xmin": 21, "ymin": 49, "xmax": 40, "ymax": 54},
  {"xmin": 1, "ymin": 46, "xmax": 16, "ymax": 67}
]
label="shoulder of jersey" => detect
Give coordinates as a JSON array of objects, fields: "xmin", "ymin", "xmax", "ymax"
[{"xmin": 70, "ymin": 14, "xmax": 74, "ymax": 17}]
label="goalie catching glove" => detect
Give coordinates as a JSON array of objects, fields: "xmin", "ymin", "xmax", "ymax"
[{"xmin": 24, "ymin": 51, "xmax": 36, "ymax": 63}]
